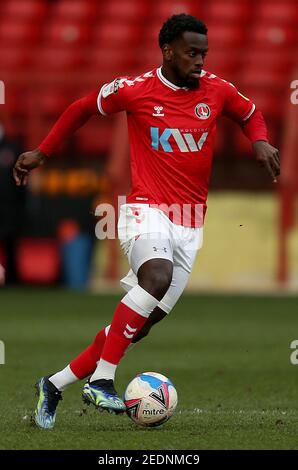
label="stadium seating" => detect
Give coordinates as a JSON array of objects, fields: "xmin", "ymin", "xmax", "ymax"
[
  {"xmin": 251, "ymin": 23, "xmax": 297, "ymax": 48},
  {"xmin": 204, "ymin": 49, "xmax": 240, "ymax": 78},
  {"xmin": 0, "ymin": 46, "xmax": 32, "ymax": 70},
  {"xmin": 37, "ymin": 89, "xmax": 75, "ymax": 117},
  {"xmin": 52, "ymin": 0, "xmax": 99, "ymax": 22},
  {"xmin": 101, "ymin": 0, "xmax": 149, "ymax": 20},
  {"xmin": 33, "ymin": 46, "xmax": 87, "ymax": 72},
  {"xmin": 204, "ymin": 0, "xmax": 251, "ymax": 23},
  {"xmin": 76, "ymin": 120, "xmax": 114, "ymax": 155},
  {"xmin": 1, "ymin": 0, "xmax": 47, "ymax": 20},
  {"xmin": 87, "ymin": 48, "xmax": 137, "ymax": 80},
  {"xmin": 93, "ymin": 22, "xmax": 141, "ymax": 47},
  {"xmin": 152, "ymin": 0, "xmax": 201, "ymax": 19},
  {"xmin": 207, "ymin": 23, "xmax": 246, "ymax": 47},
  {"xmin": 44, "ymin": 21, "xmax": 92, "ymax": 46},
  {"xmin": 255, "ymin": 1, "xmax": 298, "ymax": 24},
  {"xmin": 0, "ymin": 21, "xmax": 41, "ymax": 45}
]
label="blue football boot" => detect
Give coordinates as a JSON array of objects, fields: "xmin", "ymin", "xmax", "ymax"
[
  {"xmin": 34, "ymin": 376, "xmax": 62, "ymax": 429},
  {"xmin": 82, "ymin": 379, "xmax": 126, "ymax": 414}
]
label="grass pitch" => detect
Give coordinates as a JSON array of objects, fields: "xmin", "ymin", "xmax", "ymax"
[{"xmin": 0, "ymin": 289, "xmax": 297, "ymax": 450}]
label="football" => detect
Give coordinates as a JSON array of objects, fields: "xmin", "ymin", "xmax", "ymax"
[{"xmin": 124, "ymin": 372, "xmax": 178, "ymax": 427}]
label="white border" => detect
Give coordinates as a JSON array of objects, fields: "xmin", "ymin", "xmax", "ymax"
[
  {"xmin": 243, "ymin": 103, "xmax": 256, "ymax": 121},
  {"xmin": 157, "ymin": 67, "xmax": 182, "ymax": 91}
]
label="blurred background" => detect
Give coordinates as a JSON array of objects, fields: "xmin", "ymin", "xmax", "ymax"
[{"xmin": 0, "ymin": 0, "xmax": 297, "ymax": 292}]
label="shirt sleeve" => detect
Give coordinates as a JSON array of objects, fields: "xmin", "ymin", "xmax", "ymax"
[
  {"xmin": 222, "ymin": 81, "xmax": 256, "ymax": 122},
  {"xmin": 39, "ymin": 90, "xmax": 99, "ymax": 157},
  {"xmin": 97, "ymin": 77, "xmax": 136, "ymax": 115},
  {"xmin": 241, "ymin": 109, "xmax": 268, "ymax": 143}
]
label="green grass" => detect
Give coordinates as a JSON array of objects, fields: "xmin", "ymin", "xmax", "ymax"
[{"xmin": 0, "ymin": 288, "xmax": 298, "ymax": 450}]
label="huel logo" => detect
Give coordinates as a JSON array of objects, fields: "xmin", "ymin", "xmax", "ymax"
[{"xmin": 0, "ymin": 341, "xmax": 5, "ymax": 364}]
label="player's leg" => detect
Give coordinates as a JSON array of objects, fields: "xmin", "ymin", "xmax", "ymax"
[
  {"xmin": 132, "ymin": 263, "xmax": 193, "ymax": 342},
  {"xmin": 131, "ymin": 224, "xmax": 204, "ymax": 342},
  {"xmin": 34, "ymin": 307, "xmax": 166, "ymax": 428},
  {"xmin": 34, "ymin": 262, "xmax": 189, "ymax": 429},
  {"xmin": 83, "ymin": 234, "xmax": 174, "ymax": 413}
]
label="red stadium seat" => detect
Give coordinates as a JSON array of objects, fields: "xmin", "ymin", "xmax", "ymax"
[
  {"xmin": 252, "ymin": 24, "xmax": 297, "ymax": 47},
  {"xmin": 87, "ymin": 48, "xmax": 137, "ymax": 79},
  {"xmin": 76, "ymin": 119, "xmax": 114, "ymax": 155},
  {"xmin": 17, "ymin": 238, "xmax": 60, "ymax": 284},
  {"xmin": 37, "ymin": 89, "xmax": 74, "ymax": 116},
  {"xmin": 207, "ymin": 23, "xmax": 246, "ymax": 47},
  {"xmin": 152, "ymin": 0, "xmax": 201, "ymax": 20},
  {"xmin": 244, "ymin": 49, "xmax": 296, "ymax": 75},
  {"xmin": 239, "ymin": 86, "xmax": 286, "ymax": 119},
  {"xmin": 255, "ymin": 1, "xmax": 298, "ymax": 24},
  {"xmin": 140, "ymin": 47, "xmax": 163, "ymax": 70},
  {"xmin": 0, "ymin": 46, "xmax": 32, "ymax": 70},
  {"xmin": 1, "ymin": 86, "xmax": 29, "ymax": 115},
  {"xmin": 53, "ymin": 0, "xmax": 98, "ymax": 22},
  {"xmin": 93, "ymin": 22, "xmax": 141, "ymax": 47},
  {"xmin": 233, "ymin": 130, "xmax": 252, "ymax": 156},
  {"xmin": 204, "ymin": 0, "xmax": 251, "ymax": 23},
  {"xmin": 143, "ymin": 21, "xmax": 165, "ymax": 48},
  {"xmin": 0, "ymin": 21, "xmax": 41, "ymax": 44},
  {"xmin": 44, "ymin": 21, "xmax": 92, "ymax": 46},
  {"xmin": 34, "ymin": 46, "xmax": 86, "ymax": 72},
  {"xmin": 204, "ymin": 49, "xmax": 241, "ymax": 79},
  {"xmin": 2, "ymin": 0, "xmax": 47, "ymax": 20},
  {"xmin": 240, "ymin": 67, "xmax": 286, "ymax": 89},
  {"xmin": 102, "ymin": 0, "xmax": 149, "ymax": 20}
]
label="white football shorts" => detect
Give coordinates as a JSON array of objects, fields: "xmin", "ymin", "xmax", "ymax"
[{"xmin": 118, "ymin": 204, "xmax": 203, "ymax": 314}]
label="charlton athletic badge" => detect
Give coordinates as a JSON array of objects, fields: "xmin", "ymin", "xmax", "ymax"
[{"xmin": 195, "ymin": 103, "xmax": 211, "ymax": 120}]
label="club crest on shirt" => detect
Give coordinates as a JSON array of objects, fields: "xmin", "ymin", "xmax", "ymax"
[{"xmin": 195, "ymin": 103, "xmax": 211, "ymax": 120}]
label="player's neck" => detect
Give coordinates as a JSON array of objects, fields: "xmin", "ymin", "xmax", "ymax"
[{"xmin": 160, "ymin": 65, "xmax": 183, "ymax": 88}]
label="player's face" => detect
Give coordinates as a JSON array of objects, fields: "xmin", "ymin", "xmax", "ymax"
[{"xmin": 167, "ymin": 32, "xmax": 208, "ymax": 89}]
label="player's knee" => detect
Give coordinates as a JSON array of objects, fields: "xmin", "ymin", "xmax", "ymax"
[
  {"xmin": 138, "ymin": 260, "xmax": 173, "ymax": 300},
  {"xmin": 139, "ymin": 270, "xmax": 172, "ymax": 299}
]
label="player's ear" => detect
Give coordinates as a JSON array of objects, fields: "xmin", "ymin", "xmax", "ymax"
[{"xmin": 162, "ymin": 44, "xmax": 173, "ymax": 61}]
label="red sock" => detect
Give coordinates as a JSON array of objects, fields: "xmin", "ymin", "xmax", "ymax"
[
  {"xmin": 70, "ymin": 327, "xmax": 107, "ymax": 379},
  {"xmin": 100, "ymin": 302, "xmax": 148, "ymax": 365}
]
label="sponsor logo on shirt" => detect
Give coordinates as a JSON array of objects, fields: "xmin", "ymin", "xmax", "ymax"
[
  {"xmin": 152, "ymin": 105, "xmax": 164, "ymax": 117},
  {"xmin": 150, "ymin": 127, "xmax": 209, "ymax": 153},
  {"xmin": 195, "ymin": 103, "xmax": 211, "ymax": 120},
  {"xmin": 113, "ymin": 78, "xmax": 121, "ymax": 93}
]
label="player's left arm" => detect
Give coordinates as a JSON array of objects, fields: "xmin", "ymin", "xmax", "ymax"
[{"xmin": 223, "ymin": 82, "xmax": 280, "ymax": 182}]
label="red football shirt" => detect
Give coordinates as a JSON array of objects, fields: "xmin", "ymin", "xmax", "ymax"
[{"xmin": 98, "ymin": 67, "xmax": 255, "ymax": 227}]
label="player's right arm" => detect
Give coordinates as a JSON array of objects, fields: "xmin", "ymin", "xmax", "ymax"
[{"xmin": 13, "ymin": 89, "xmax": 99, "ymax": 185}]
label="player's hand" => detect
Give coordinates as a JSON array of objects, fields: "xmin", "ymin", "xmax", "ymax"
[
  {"xmin": 13, "ymin": 148, "xmax": 46, "ymax": 186},
  {"xmin": 252, "ymin": 141, "xmax": 280, "ymax": 183}
]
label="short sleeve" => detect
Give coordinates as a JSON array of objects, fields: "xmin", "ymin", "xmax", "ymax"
[
  {"xmin": 97, "ymin": 77, "xmax": 135, "ymax": 115},
  {"xmin": 223, "ymin": 81, "xmax": 256, "ymax": 122}
]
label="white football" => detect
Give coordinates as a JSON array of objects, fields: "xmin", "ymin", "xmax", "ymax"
[{"xmin": 124, "ymin": 372, "xmax": 178, "ymax": 427}]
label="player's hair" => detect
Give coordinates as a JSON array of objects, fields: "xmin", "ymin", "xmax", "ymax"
[{"xmin": 159, "ymin": 13, "xmax": 208, "ymax": 48}]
